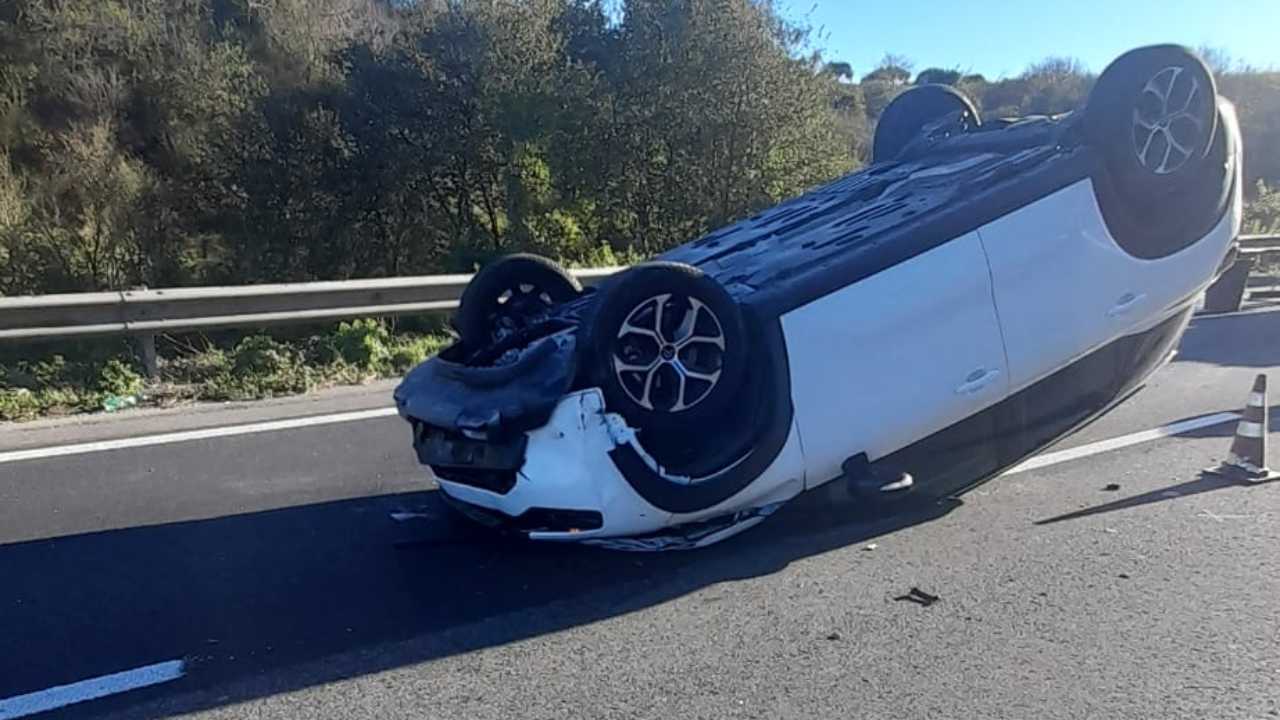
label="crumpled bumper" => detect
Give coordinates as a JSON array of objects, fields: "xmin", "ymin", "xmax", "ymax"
[{"xmin": 428, "ymin": 389, "xmax": 676, "ymax": 541}]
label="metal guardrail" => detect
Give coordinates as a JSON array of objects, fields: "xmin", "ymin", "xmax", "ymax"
[
  {"xmin": 0, "ymin": 234, "xmax": 1276, "ymax": 375},
  {"xmin": 1202, "ymin": 234, "xmax": 1280, "ymax": 315},
  {"xmin": 0, "ymin": 267, "xmax": 623, "ymax": 375},
  {"xmin": 1238, "ymin": 234, "xmax": 1280, "ymax": 254}
]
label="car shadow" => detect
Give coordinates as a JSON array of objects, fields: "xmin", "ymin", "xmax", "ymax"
[
  {"xmin": 1177, "ymin": 310, "xmax": 1280, "ymax": 367},
  {"xmin": 1034, "ymin": 471, "xmax": 1271, "ymax": 526},
  {"xmin": 0, "ymin": 485, "xmax": 960, "ymax": 719}
]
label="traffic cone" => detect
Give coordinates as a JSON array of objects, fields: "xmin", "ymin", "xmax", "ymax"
[{"xmin": 1205, "ymin": 374, "xmax": 1278, "ymax": 483}]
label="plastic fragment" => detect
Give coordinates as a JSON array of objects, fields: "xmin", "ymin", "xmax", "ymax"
[
  {"xmin": 101, "ymin": 394, "xmax": 139, "ymax": 413},
  {"xmin": 893, "ymin": 587, "xmax": 941, "ymax": 607}
]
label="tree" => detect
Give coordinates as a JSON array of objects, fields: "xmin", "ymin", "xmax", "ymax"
[
  {"xmin": 915, "ymin": 67, "xmax": 962, "ymax": 86},
  {"xmin": 824, "ymin": 61, "xmax": 853, "ymax": 81}
]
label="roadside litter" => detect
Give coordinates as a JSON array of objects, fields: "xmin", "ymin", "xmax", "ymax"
[{"xmin": 893, "ymin": 587, "xmax": 941, "ymax": 607}]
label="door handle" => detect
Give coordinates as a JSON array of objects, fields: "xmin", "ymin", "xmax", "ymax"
[
  {"xmin": 1107, "ymin": 292, "xmax": 1147, "ymax": 318},
  {"xmin": 955, "ymin": 368, "xmax": 1001, "ymax": 395}
]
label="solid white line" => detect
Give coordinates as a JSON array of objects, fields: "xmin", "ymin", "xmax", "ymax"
[
  {"xmin": 0, "ymin": 660, "xmax": 185, "ymax": 719},
  {"xmin": 1003, "ymin": 411, "xmax": 1241, "ymax": 476},
  {"xmin": 390, "ymin": 511, "xmax": 437, "ymax": 522},
  {"xmin": 0, "ymin": 407, "xmax": 399, "ymax": 465}
]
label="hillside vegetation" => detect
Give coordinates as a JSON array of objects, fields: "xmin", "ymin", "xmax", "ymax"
[{"xmin": 2, "ymin": 0, "xmax": 1278, "ymax": 297}]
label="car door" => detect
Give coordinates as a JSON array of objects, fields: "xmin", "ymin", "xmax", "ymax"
[
  {"xmin": 977, "ymin": 179, "xmax": 1157, "ymax": 396},
  {"xmin": 781, "ymin": 231, "xmax": 1011, "ymax": 488}
]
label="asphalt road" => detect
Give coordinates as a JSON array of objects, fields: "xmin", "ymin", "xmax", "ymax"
[{"xmin": 2, "ymin": 308, "xmax": 1279, "ymax": 720}]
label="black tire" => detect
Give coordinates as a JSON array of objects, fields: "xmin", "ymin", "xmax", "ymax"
[
  {"xmin": 587, "ymin": 262, "xmax": 747, "ymax": 431},
  {"xmin": 1085, "ymin": 45, "xmax": 1218, "ymax": 203},
  {"xmin": 455, "ymin": 254, "xmax": 582, "ymax": 347},
  {"xmin": 872, "ymin": 84, "xmax": 981, "ymax": 163}
]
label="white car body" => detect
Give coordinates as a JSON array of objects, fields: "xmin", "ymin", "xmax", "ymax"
[{"xmin": 405, "ymin": 98, "xmax": 1244, "ymax": 550}]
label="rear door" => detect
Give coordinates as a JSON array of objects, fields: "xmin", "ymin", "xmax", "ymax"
[
  {"xmin": 978, "ymin": 179, "xmax": 1162, "ymax": 395},
  {"xmin": 782, "ymin": 231, "xmax": 1010, "ymax": 487}
]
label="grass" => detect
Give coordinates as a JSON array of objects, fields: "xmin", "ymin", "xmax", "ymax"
[{"xmin": 0, "ymin": 319, "xmax": 452, "ymax": 422}]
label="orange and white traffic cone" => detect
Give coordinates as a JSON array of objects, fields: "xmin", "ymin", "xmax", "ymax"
[{"xmin": 1205, "ymin": 374, "xmax": 1278, "ymax": 483}]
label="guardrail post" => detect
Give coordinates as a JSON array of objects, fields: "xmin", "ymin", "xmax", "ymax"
[
  {"xmin": 1203, "ymin": 254, "xmax": 1256, "ymax": 314},
  {"xmin": 135, "ymin": 333, "xmax": 159, "ymax": 380}
]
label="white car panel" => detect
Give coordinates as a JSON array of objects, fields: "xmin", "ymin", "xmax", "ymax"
[
  {"xmin": 437, "ymin": 389, "xmax": 672, "ymax": 539},
  {"xmin": 780, "ymin": 232, "xmax": 1010, "ymax": 486},
  {"xmin": 981, "ymin": 177, "xmax": 1238, "ymax": 395}
]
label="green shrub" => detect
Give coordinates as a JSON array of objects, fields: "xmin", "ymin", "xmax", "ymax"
[
  {"xmin": 231, "ymin": 335, "xmax": 299, "ymax": 376},
  {"xmin": 329, "ymin": 319, "xmax": 391, "ymax": 371},
  {"xmin": 97, "ymin": 358, "xmax": 144, "ymax": 397},
  {"xmin": 388, "ymin": 334, "xmax": 448, "ymax": 373},
  {"xmin": 28, "ymin": 355, "xmax": 70, "ymax": 387},
  {"xmin": 1245, "ymin": 180, "xmax": 1280, "ymax": 234},
  {"xmin": 165, "ymin": 348, "xmax": 232, "ymax": 384},
  {"xmin": 0, "ymin": 388, "xmax": 42, "ymax": 422}
]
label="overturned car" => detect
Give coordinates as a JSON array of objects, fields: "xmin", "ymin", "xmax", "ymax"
[{"xmin": 395, "ymin": 45, "xmax": 1244, "ymax": 550}]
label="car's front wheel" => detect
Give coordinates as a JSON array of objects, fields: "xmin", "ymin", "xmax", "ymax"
[{"xmin": 587, "ymin": 262, "xmax": 747, "ymax": 433}]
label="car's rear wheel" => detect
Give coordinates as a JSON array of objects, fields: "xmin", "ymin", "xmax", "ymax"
[
  {"xmin": 872, "ymin": 84, "xmax": 981, "ymax": 163},
  {"xmin": 455, "ymin": 254, "xmax": 582, "ymax": 347},
  {"xmin": 587, "ymin": 262, "xmax": 747, "ymax": 432},
  {"xmin": 1085, "ymin": 44, "xmax": 1218, "ymax": 204}
]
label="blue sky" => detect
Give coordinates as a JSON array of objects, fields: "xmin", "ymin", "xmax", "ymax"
[{"xmin": 779, "ymin": 0, "xmax": 1280, "ymax": 79}]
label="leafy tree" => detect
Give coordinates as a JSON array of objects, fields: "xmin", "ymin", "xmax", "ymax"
[
  {"xmin": 915, "ymin": 67, "xmax": 962, "ymax": 86},
  {"xmin": 0, "ymin": 3, "xmax": 1277, "ymax": 301}
]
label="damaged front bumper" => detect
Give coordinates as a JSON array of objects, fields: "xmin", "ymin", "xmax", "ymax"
[
  {"xmin": 393, "ymin": 329, "xmax": 805, "ymax": 547},
  {"xmin": 404, "ymin": 387, "xmax": 803, "ymax": 548},
  {"xmin": 414, "ymin": 387, "xmax": 675, "ymax": 541}
]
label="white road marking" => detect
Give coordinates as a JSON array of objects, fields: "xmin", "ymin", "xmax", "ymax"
[
  {"xmin": 0, "ymin": 407, "xmax": 399, "ymax": 465},
  {"xmin": 0, "ymin": 660, "xmax": 185, "ymax": 719},
  {"xmin": 390, "ymin": 511, "xmax": 437, "ymax": 522},
  {"xmin": 0, "ymin": 401, "xmax": 1255, "ymax": 477},
  {"xmin": 1003, "ymin": 411, "xmax": 1241, "ymax": 476}
]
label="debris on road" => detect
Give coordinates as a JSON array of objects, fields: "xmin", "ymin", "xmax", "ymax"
[
  {"xmin": 826, "ymin": 632, "xmax": 842, "ymax": 641},
  {"xmin": 863, "ymin": 543, "xmax": 878, "ymax": 551},
  {"xmin": 893, "ymin": 587, "xmax": 941, "ymax": 607},
  {"xmin": 1103, "ymin": 483, "xmax": 1121, "ymax": 492},
  {"xmin": 1197, "ymin": 510, "xmax": 1254, "ymax": 522}
]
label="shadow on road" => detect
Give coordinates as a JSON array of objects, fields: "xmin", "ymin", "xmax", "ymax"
[
  {"xmin": 1178, "ymin": 309, "xmax": 1280, "ymax": 367},
  {"xmin": 1173, "ymin": 406, "xmax": 1280, "ymax": 439},
  {"xmin": 1035, "ymin": 471, "xmax": 1270, "ymax": 526},
  {"xmin": 0, "ymin": 486, "xmax": 960, "ymax": 718}
]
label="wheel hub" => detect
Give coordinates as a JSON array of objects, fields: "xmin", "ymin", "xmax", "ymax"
[
  {"xmin": 489, "ymin": 283, "xmax": 554, "ymax": 341},
  {"xmin": 611, "ymin": 294, "xmax": 727, "ymax": 412},
  {"xmin": 1131, "ymin": 65, "xmax": 1208, "ymax": 176}
]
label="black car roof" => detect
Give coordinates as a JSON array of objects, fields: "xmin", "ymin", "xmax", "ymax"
[{"xmin": 657, "ymin": 114, "xmax": 1093, "ymax": 320}]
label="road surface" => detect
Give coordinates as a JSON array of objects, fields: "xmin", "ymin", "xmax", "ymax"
[{"xmin": 2, "ymin": 308, "xmax": 1279, "ymax": 720}]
